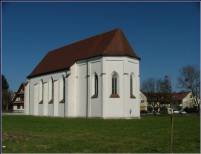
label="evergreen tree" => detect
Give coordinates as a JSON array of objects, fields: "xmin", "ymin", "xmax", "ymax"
[{"xmin": 2, "ymin": 74, "xmax": 10, "ymax": 111}]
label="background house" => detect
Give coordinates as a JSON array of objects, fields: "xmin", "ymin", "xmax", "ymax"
[
  {"xmin": 143, "ymin": 91, "xmax": 197, "ymax": 113},
  {"xmin": 140, "ymin": 91, "xmax": 148, "ymax": 112},
  {"xmin": 172, "ymin": 92, "xmax": 195, "ymax": 109},
  {"xmin": 12, "ymin": 83, "xmax": 25, "ymax": 112}
]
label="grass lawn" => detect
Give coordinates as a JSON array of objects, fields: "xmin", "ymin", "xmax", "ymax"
[{"xmin": 2, "ymin": 114, "xmax": 200, "ymax": 153}]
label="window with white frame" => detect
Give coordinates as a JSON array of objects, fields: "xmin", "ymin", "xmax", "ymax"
[
  {"xmin": 59, "ymin": 76, "xmax": 65, "ymax": 103},
  {"xmin": 43, "ymin": 82, "xmax": 48, "ymax": 104},
  {"xmin": 111, "ymin": 71, "xmax": 119, "ymax": 98},
  {"xmin": 38, "ymin": 80, "xmax": 43, "ymax": 104},
  {"xmin": 34, "ymin": 83, "xmax": 39, "ymax": 105},
  {"xmin": 48, "ymin": 78, "xmax": 53, "ymax": 104},
  {"xmin": 92, "ymin": 73, "xmax": 98, "ymax": 98},
  {"xmin": 130, "ymin": 73, "xmax": 136, "ymax": 98}
]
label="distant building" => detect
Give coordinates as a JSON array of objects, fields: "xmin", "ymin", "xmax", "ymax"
[
  {"xmin": 12, "ymin": 83, "xmax": 25, "ymax": 112},
  {"xmin": 140, "ymin": 92, "xmax": 148, "ymax": 111},
  {"xmin": 143, "ymin": 91, "xmax": 197, "ymax": 112},
  {"xmin": 172, "ymin": 92, "xmax": 195, "ymax": 109}
]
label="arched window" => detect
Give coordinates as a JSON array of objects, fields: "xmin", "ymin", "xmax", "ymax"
[
  {"xmin": 39, "ymin": 80, "xmax": 43, "ymax": 104},
  {"xmin": 95, "ymin": 74, "xmax": 98, "ymax": 96},
  {"xmin": 59, "ymin": 75, "xmax": 65, "ymax": 103},
  {"xmin": 111, "ymin": 71, "xmax": 119, "ymax": 98},
  {"xmin": 130, "ymin": 73, "xmax": 136, "ymax": 98},
  {"xmin": 48, "ymin": 77, "xmax": 53, "ymax": 104},
  {"xmin": 92, "ymin": 73, "xmax": 98, "ymax": 98}
]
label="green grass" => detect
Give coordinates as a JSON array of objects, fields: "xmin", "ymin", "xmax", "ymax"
[{"xmin": 2, "ymin": 115, "xmax": 200, "ymax": 153}]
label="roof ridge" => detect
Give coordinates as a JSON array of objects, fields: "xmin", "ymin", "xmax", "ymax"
[
  {"xmin": 102, "ymin": 29, "xmax": 119, "ymax": 54},
  {"xmin": 47, "ymin": 29, "xmax": 119, "ymax": 55}
]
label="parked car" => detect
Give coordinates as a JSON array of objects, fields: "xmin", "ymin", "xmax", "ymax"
[
  {"xmin": 167, "ymin": 108, "xmax": 173, "ymax": 114},
  {"xmin": 179, "ymin": 110, "xmax": 187, "ymax": 114},
  {"xmin": 173, "ymin": 110, "xmax": 179, "ymax": 114},
  {"xmin": 167, "ymin": 108, "xmax": 183, "ymax": 114}
]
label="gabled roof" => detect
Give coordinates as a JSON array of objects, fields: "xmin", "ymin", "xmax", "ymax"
[
  {"xmin": 28, "ymin": 28, "xmax": 140, "ymax": 78},
  {"xmin": 172, "ymin": 92, "xmax": 190, "ymax": 101},
  {"xmin": 12, "ymin": 83, "xmax": 25, "ymax": 103},
  {"xmin": 142, "ymin": 92, "xmax": 190, "ymax": 102}
]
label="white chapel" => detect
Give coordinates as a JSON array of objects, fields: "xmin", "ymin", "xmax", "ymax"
[{"xmin": 24, "ymin": 29, "xmax": 141, "ymax": 118}]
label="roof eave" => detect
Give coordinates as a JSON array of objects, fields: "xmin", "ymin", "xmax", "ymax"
[
  {"xmin": 27, "ymin": 54, "xmax": 140, "ymax": 79},
  {"xmin": 27, "ymin": 68, "xmax": 70, "ymax": 79}
]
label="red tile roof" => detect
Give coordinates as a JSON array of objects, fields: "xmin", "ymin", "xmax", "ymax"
[
  {"xmin": 143, "ymin": 92, "xmax": 190, "ymax": 102},
  {"xmin": 12, "ymin": 83, "xmax": 25, "ymax": 102},
  {"xmin": 28, "ymin": 29, "xmax": 140, "ymax": 78},
  {"xmin": 172, "ymin": 92, "xmax": 189, "ymax": 101}
]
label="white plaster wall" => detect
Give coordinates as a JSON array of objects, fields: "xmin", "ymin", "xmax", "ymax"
[
  {"xmin": 33, "ymin": 84, "xmax": 39, "ymax": 115},
  {"xmin": 13, "ymin": 105, "xmax": 24, "ymax": 112},
  {"xmin": 43, "ymin": 82, "xmax": 48, "ymax": 116},
  {"xmin": 140, "ymin": 92, "xmax": 148, "ymax": 111},
  {"xmin": 89, "ymin": 60, "xmax": 102, "ymax": 117},
  {"xmin": 67, "ymin": 64, "xmax": 77, "ymax": 117},
  {"xmin": 38, "ymin": 104, "xmax": 43, "ymax": 115},
  {"xmin": 58, "ymin": 103, "xmax": 64, "ymax": 117},
  {"xmin": 77, "ymin": 63, "xmax": 87, "ymax": 117},
  {"xmin": 48, "ymin": 104, "xmax": 54, "ymax": 116},
  {"xmin": 102, "ymin": 57, "xmax": 140, "ymax": 118},
  {"xmin": 76, "ymin": 57, "xmax": 102, "ymax": 117},
  {"xmin": 29, "ymin": 84, "xmax": 34, "ymax": 115},
  {"xmin": 182, "ymin": 92, "xmax": 194, "ymax": 108},
  {"xmin": 102, "ymin": 57, "xmax": 124, "ymax": 118},
  {"xmin": 123, "ymin": 70, "xmax": 129, "ymax": 117},
  {"xmin": 13, "ymin": 106, "xmax": 17, "ymax": 110},
  {"xmin": 28, "ymin": 71, "xmax": 68, "ymax": 116},
  {"xmin": 24, "ymin": 82, "xmax": 30, "ymax": 114},
  {"xmin": 53, "ymin": 80, "xmax": 59, "ymax": 116},
  {"xmin": 125, "ymin": 58, "xmax": 140, "ymax": 118},
  {"xmin": 64, "ymin": 76, "xmax": 68, "ymax": 117},
  {"xmin": 26, "ymin": 56, "xmax": 140, "ymax": 118}
]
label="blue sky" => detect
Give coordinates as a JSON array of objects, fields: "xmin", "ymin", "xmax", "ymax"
[{"xmin": 2, "ymin": 2, "xmax": 200, "ymax": 91}]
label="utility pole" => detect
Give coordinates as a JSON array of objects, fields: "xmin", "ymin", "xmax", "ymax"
[{"xmin": 170, "ymin": 107, "xmax": 174, "ymax": 153}]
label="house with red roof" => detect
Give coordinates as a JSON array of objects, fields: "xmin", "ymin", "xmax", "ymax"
[
  {"xmin": 172, "ymin": 92, "xmax": 195, "ymax": 109},
  {"xmin": 142, "ymin": 91, "xmax": 196, "ymax": 113},
  {"xmin": 140, "ymin": 91, "xmax": 148, "ymax": 112},
  {"xmin": 12, "ymin": 83, "xmax": 25, "ymax": 112},
  {"xmin": 24, "ymin": 29, "xmax": 141, "ymax": 118}
]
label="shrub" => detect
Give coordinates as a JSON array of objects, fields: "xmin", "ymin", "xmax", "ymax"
[
  {"xmin": 147, "ymin": 106, "xmax": 153, "ymax": 112},
  {"xmin": 140, "ymin": 110, "xmax": 148, "ymax": 114},
  {"xmin": 184, "ymin": 107, "xmax": 198, "ymax": 113},
  {"xmin": 160, "ymin": 106, "xmax": 168, "ymax": 114}
]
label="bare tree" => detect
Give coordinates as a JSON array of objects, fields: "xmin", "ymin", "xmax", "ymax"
[
  {"xmin": 159, "ymin": 75, "xmax": 172, "ymax": 93},
  {"xmin": 159, "ymin": 75, "xmax": 172, "ymax": 108},
  {"xmin": 142, "ymin": 76, "xmax": 172, "ymax": 113},
  {"xmin": 178, "ymin": 65, "xmax": 200, "ymax": 111},
  {"xmin": 141, "ymin": 78, "xmax": 160, "ymax": 113},
  {"xmin": 141, "ymin": 78, "xmax": 157, "ymax": 93}
]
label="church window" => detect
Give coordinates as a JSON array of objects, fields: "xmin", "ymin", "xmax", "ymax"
[
  {"xmin": 59, "ymin": 76, "xmax": 65, "ymax": 103},
  {"xmin": 130, "ymin": 73, "xmax": 136, "ymax": 98},
  {"xmin": 92, "ymin": 73, "xmax": 98, "ymax": 98},
  {"xmin": 110, "ymin": 71, "xmax": 119, "ymax": 98},
  {"xmin": 39, "ymin": 80, "xmax": 43, "ymax": 104},
  {"xmin": 48, "ymin": 78, "xmax": 53, "ymax": 104}
]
